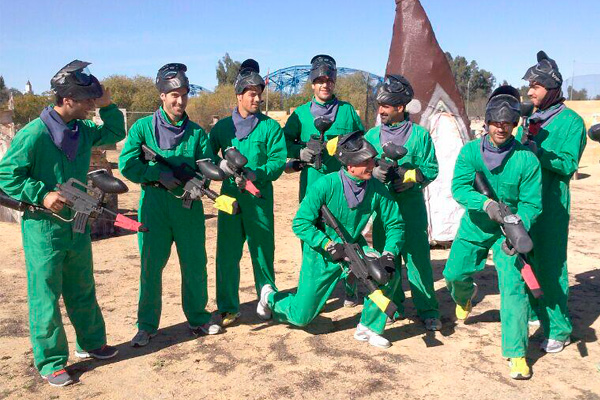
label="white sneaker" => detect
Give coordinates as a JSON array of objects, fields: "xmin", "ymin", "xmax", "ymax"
[
  {"xmin": 343, "ymin": 292, "xmax": 359, "ymax": 308},
  {"xmin": 424, "ymin": 318, "xmax": 442, "ymax": 331},
  {"xmin": 354, "ymin": 323, "xmax": 391, "ymax": 349},
  {"xmin": 190, "ymin": 322, "xmax": 223, "ymax": 336},
  {"xmin": 528, "ymin": 320, "xmax": 541, "ymax": 327},
  {"xmin": 540, "ymin": 338, "xmax": 571, "ymax": 353},
  {"xmin": 257, "ymin": 284, "xmax": 274, "ymax": 320}
]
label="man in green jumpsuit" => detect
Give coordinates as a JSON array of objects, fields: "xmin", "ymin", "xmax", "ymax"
[
  {"xmin": 518, "ymin": 51, "xmax": 587, "ymax": 353},
  {"xmin": 119, "ymin": 63, "xmax": 222, "ymax": 346},
  {"xmin": 209, "ymin": 59, "xmax": 286, "ymax": 326},
  {"xmin": 366, "ymin": 74, "xmax": 441, "ymax": 331},
  {"xmin": 284, "ymin": 55, "xmax": 364, "ymax": 306},
  {"xmin": 444, "ymin": 86, "xmax": 542, "ymax": 379},
  {"xmin": 257, "ymin": 130, "xmax": 405, "ymax": 349},
  {"xmin": 0, "ymin": 60, "xmax": 123, "ymax": 386}
]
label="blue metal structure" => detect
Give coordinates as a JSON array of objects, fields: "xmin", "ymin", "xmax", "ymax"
[
  {"xmin": 189, "ymin": 84, "xmax": 212, "ymax": 96},
  {"xmin": 265, "ymin": 65, "xmax": 384, "ymax": 96}
]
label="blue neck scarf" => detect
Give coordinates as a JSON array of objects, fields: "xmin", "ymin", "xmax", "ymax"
[
  {"xmin": 232, "ymin": 107, "xmax": 259, "ymax": 141},
  {"xmin": 529, "ymin": 103, "xmax": 566, "ymax": 130},
  {"xmin": 481, "ymin": 134, "xmax": 516, "ymax": 171},
  {"xmin": 310, "ymin": 96, "xmax": 339, "ymax": 121},
  {"xmin": 153, "ymin": 107, "xmax": 189, "ymax": 150},
  {"xmin": 39, "ymin": 106, "xmax": 80, "ymax": 161},
  {"xmin": 339, "ymin": 169, "xmax": 369, "ymax": 209},
  {"xmin": 379, "ymin": 117, "xmax": 412, "ymax": 148}
]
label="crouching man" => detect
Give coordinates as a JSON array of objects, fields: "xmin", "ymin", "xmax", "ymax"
[{"xmin": 257, "ymin": 131, "xmax": 405, "ymax": 348}]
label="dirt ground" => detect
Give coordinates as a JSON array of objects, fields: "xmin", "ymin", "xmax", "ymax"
[{"xmin": 1, "ymin": 142, "xmax": 599, "ymax": 400}]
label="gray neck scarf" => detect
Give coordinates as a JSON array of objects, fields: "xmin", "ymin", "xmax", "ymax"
[
  {"xmin": 529, "ymin": 102, "xmax": 566, "ymax": 130},
  {"xmin": 40, "ymin": 106, "xmax": 80, "ymax": 161},
  {"xmin": 340, "ymin": 169, "xmax": 369, "ymax": 209},
  {"xmin": 379, "ymin": 117, "xmax": 412, "ymax": 148},
  {"xmin": 232, "ymin": 107, "xmax": 259, "ymax": 141},
  {"xmin": 310, "ymin": 96, "xmax": 339, "ymax": 121},
  {"xmin": 481, "ymin": 134, "xmax": 516, "ymax": 171},
  {"xmin": 153, "ymin": 108, "xmax": 189, "ymax": 150}
]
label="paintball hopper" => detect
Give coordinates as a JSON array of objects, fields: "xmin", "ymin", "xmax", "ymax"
[
  {"xmin": 522, "ymin": 51, "xmax": 563, "ymax": 89},
  {"xmin": 520, "ymin": 101, "xmax": 535, "ymax": 119},
  {"xmin": 588, "ymin": 124, "xmax": 600, "ymax": 142},
  {"xmin": 156, "ymin": 63, "xmax": 190, "ymax": 94},
  {"xmin": 314, "ymin": 116, "xmax": 334, "ymax": 134},
  {"xmin": 196, "ymin": 159, "xmax": 227, "ymax": 181},
  {"xmin": 51, "ymin": 60, "xmax": 103, "ymax": 101},
  {"xmin": 333, "ymin": 130, "xmax": 377, "ymax": 166},
  {"xmin": 87, "ymin": 169, "xmax": 128, "ymax": 194},
  {"xmin": 382, "ymin": 142, "xmax": 408, "ymax": 161},
  {"xmin": 309, "ymin": 54, "xmax": 337, "ymax": 83},
  {"xmin": 485, "ymin": 85, "xmax": 521, "ymax": 125},
  {"xmin": 376, "ymin": 74, "xmax": 414, "ymax": 106},
  {"xmin": 235, "ymin": 59, "xmax": 265, "ymax": 95}
]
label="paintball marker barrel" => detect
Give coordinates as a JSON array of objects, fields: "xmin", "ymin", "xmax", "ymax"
[{"xmin": 313, "ymin": 117, "xmax": 334, "ymax": 170}]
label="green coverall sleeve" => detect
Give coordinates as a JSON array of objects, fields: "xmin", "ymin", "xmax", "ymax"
[
  {"xmin": 351, "ymin": 107, "xmax": 365, "ymax": 131},
  {"xmin": 515, "ymin": 155, "xmax": 542, "ymax": 230},
  {"xmin": 195, "ymin": 129, "xmax": 216, "ymax": 163},
  {"xmin": 451, "ymin": 144, "xmax": 488, "ymax": 211},
  {"xmin": 416, "ymin": 131, "xmax": 439, "ymax": 187},
  {"xmin": 0, "ymin": 130, "xmax": 51, "ymax": 205},
  {"xmin": 292, "ymin": 179, "xmax": 331, "ymax": 250},
  {"xmin": 118, "ymin": 121, "xmax": 166, "ymax": 184},
  {"xmin": 253, "ymin": 121, "xmax": 287, "ymax": 182},
  {"xmin": 537, "ymin": 117, "xmax": 586, "ymax": 176},
  {"xmin": 283, "ymin": 111, "xmax": 303, "ymax": 159},
  {"xmin": 375, "ymin": 189, "xmax": 405, "ymax": 256},
  {"xmin": 82, "ymin": 104, "xmax": 126, "ymax": 147}
]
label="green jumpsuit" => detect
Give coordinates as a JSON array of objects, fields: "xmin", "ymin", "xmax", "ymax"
[
  {"xmin": 516, "ymin": 108, "xmax": 587, "ymax": 342},
  {"xmin": 443, "ymin": 136, "xmax": 542, "ymax": 358},
  {"xmin": 269, "ymin": 170, "xmax": 405, "ymax": 334},
  {"xmin": 0, "ymin": 104, "xmax": 125, "ymax": 375},
  {"xmin": 365, "ymin": 123, "xmax": 440, "ymax": 320},
  {"xmin": 209, "ymin": 113, "xmax": 287, "ymax": 315},
  {"xmin": 283, "ymin": 97, "xmax": 364, "ymax": 201},
  {"xmin": 119, "ymin": 108, "xmax": 215, "ymax": 333}
]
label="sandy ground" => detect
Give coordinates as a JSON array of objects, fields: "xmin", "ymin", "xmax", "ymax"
[{"xmin": 1, "ymin": 142, "xmax": 599, "ymax": 400}]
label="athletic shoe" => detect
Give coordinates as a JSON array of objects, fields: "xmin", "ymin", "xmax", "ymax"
[
  {"xmin": 456, "ymin": 283, "xmax": 478, "ymax": 320},
  {"xmin": 353, "ymin": 323, "xmax": 391, "ymax": 349},
  {"xmin": 75, "ymin": 345, "xmax": 118, "ymax": 360},
  {"xmin": 42, "ymin": 369, "xmax": 73, "ymax": 387},
  {"xmin": 540, "ymin": 338, "xmax": 571, "ymax": 353},
  {"xmin": 509, "ymin": 357, "xmax": 531, "ymax": 380},
  {"xmin": 130, "ymin": 330, "xmax": 157, "ymax": 347},
  {"xmin": 343, "ymin": 292, "xmax": 359, "ymax": 308},
  {"xmin": 257, "ymin": 284, "xmax": 274, "ymax": 320},
  {"xmin": 528, "ymin": 320, "xmax": 541, "ymax": 327},
  {"xmin": 424, "ymin": 318, "xmax": 442, "ymax": 331},
  {"xmin": 221, "ymin": 312, "xmax": 241, "ymax": 327},
  {"xmin": 190, "ymin": 322, "xmax": 223, "ymax": 336}
]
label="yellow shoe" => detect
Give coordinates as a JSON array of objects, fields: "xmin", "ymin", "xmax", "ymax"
[
  {"xmin": 455, "ymin": 300, "xmax": 472, "ymax": 320},
  {"xmin": 509, "ymin": 357, "xmax": 531, "ymax": 380},
  {"xmin": 220, "ymin": 312, "xmax": 241, "ymax": 327}
]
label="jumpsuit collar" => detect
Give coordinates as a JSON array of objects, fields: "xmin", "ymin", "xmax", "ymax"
[{"xmin": 40, "ymin": 106, "xmax": 80, "ymax": 161}]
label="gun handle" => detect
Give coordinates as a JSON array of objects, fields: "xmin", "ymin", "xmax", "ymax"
[
  {"xmin": 314, "ymin": 152, "xmax": 322, "ymax": 170},
  {"xmin": 72, "ymin": 212, "xmax": 89, "ymax": 233}
]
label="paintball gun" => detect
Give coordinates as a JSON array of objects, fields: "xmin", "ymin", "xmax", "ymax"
[
  {"xmin": 588, "ymin": 123, "xmax": 600, "ymax": 143},
  {"xmin": 141, "ymin": 144, "xmax": 240, "ymax": 215},
  {"xmin": 473, "ymin": 172, "xmax": 543, "ymax": 298},
  {"xmin": 285, "ymin": 116, "xmax": 334, "ymax": 173},
  {"xmin": 519, "ymin": 101, "xmax": 535, "ymax": 144},
  {"xmin": 223, "ymin": 147, "xmax": 261, "ymax": 197},
  {"xmin": 320, "ymin": 204, "xmax": 398, "ymax": 319},
  {"xmin": 0, "ymin": 169, "xmax": 147, "ymax": 234}
]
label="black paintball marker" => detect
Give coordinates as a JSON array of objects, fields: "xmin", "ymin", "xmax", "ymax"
[
  {"xmin": 141, "ymin": 144, "xmax": 240, "ymax": 214},
  {"xmin": 473, "ymin": 172, "xmax": 542, "ymax": 298},
  {"xmin": 320, "ymin": 204, "xmax": 398, "ymax": 319},
  {"xmin": 588, "ymin": 123, "xmax": 600, "ymax": 143},
  {"xmin": 223, "ymin": 147, "xmax": 261, "ymax": 197},
  {"xmin": 376, "ymin": 142, "xmax": 409, "ymax": 182},
  {"xmin": 285, "ymin": 116, "xmax": 334, "ymax": 173},
  {"xmin": 519, "ymin": 101, "xmax": 535, "ymax": 144},
  {"xmin": 0, "ymin": 169, "xmax": 147, "ymax": 234}
]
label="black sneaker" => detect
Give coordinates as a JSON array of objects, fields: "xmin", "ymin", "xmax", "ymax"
[
  {"xmin": 75, "ymin": 345, "xmax": 118, "ymax": 360},
  {"xmin": 42, "ymin": 369, "xmax": 74, "ymax": 387}
]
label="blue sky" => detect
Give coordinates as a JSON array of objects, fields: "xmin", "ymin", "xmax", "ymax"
[{"xmin": 1, "ymin": 0, "xmax": 599, "ymax": 95}]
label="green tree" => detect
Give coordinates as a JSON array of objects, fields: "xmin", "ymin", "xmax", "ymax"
[
  {"xmin": 216, "ymin": 53, "xmax": 241, "ymax": 86},
  {"xmin": 567, "ymin": 86, "xmax": 589, "ymax": 100},
  {"xmin": 445, "ymin": 52, "xmax": 496, "ymax": 117},
  {"xmin": 102, "ymin": 75, "xmax": 160, "ymax": 128},
  {"xmin": 13, "ymin": 93, "xmax": 52, "ymax": 126}
]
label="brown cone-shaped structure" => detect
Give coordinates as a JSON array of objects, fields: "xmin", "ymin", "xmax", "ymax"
[{"xmin": 386, "ymin": 0, "xmax": 471, "ymax": 141}]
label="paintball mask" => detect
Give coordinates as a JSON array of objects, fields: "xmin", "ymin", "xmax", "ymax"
[
  {"xmin": 522, "ymin": 51, "xmax": 563, "ymax": 89},
  {"xmin": 50, "ymin": 60, "xmax": 103, "ymax": 101},
  {"xmin": 156, "ymin": 63, "xmax": 190, "ymax": 94},
  {"xmin": 332, "ymin": 130, "xmax": 377, "ymax": 166},
  {"xmin": 234, "ymin": 59, "xmax": 265, "ymax": 95},
  {"xmin": 485, "ymin": 85, "xmax": 521, "ymax": 125},
  {"xmin": 309, "ymin": 54, "xmax": 337, "ymax": 83},
  {"xmin": 376, "ymin": 74, "xmax": 414, "ymax": 106}
]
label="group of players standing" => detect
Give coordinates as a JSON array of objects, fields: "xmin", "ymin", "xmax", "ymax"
[{"xmin": 0, "ymin": 50, "xmax": 587, "ymax": 386}]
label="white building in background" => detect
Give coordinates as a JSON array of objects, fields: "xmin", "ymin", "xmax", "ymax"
[{"xmin": 25, "ymin": 80, "xmax": 32, "ymax": 94}]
